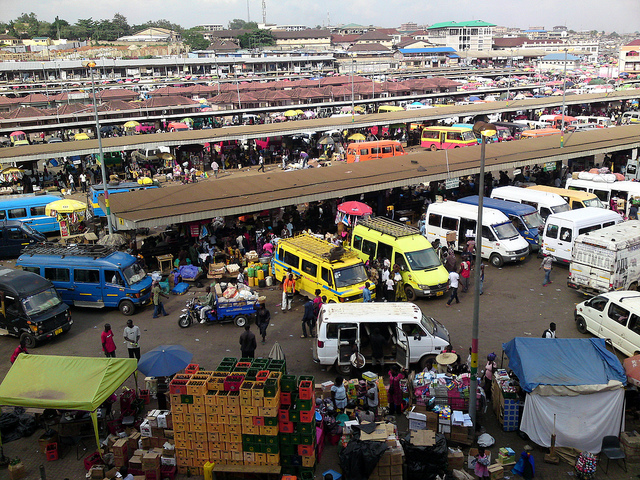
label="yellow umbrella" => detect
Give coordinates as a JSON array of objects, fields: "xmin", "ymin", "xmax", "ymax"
[
  {"xmin": 45, "ymin": 199, "xmax": 87, "ymax": 216},
  {"xmin": 295, "ymin": 109, "xmax": 304, "ymax": 115},
  {"xmin": 284, "ymin": 110, "xmax": 298, "ymax": 117},
  {"xmin": 348, "ymin": 133, "xmax": 366, "ymax": 141},
  {"xmin": 74, "ymin": 133, "xmax": 90, "ymax": 141},
  {"xmin": 124, "ymin": 121, "xmax": 140, "ymax": 128},
  {"xmin": 354, "ymin": 106, "xmax": 365, "ymax": 113}
]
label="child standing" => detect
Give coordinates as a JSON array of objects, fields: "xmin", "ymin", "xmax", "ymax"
[{"xmin": 473, "ymin": 447, "xmax": 490, "ymax": 480}]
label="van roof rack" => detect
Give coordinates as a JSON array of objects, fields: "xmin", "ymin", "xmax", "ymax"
[
  {"xmin": 358, "ymin": 217, "xmax": 419, "ymax": 239},
  {"xmin": 283, "ymin": 233, "xmax": 359, "ymax": 262},
  {"xmin": 21, "ymin": 242, "xmax": 115, "ymax": 259}
]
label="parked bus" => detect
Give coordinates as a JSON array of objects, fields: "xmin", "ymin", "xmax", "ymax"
[
  {"xmin": 520, "ymin": 128, "xmax": 561, "ymax": 139},
  {"xmin": 527, "ymin": 185, "xmax": 605, "ymax": 210},
  {"xmin": 420, "ymin": 127, "xmax": 478, "ymax": 150},
  {"xmin": 565, "ymin": 177, "xmax": 640, "ymax": 217},
  {"xmin": 0, "ymin": 194, "xmax": 62, "ymax": 234},
  {"xmin": 89, "ymin": 182, "xmax": 159, "ymax": 217},
  {"xmin": 345, "ymin": 140, "xmax": 407, "ymax": 163},
  {"xmin": 378, "ymin": 105, "xmax": 405, "ymax": 113}
]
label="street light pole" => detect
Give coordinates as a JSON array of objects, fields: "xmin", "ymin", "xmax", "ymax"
[
  {"xmin": 469, "ymin": 121, "xmax": 497, "ymax": 428},
  {"xmin": 351, "ymin": 59, "xmax": 356, "ymax": 122},
  {"xmin": 85, "ymin": 61, "xmax": 113, "ymax": 234},
  {"xmin": 560, "ymin": 48, "xmax": 568, "ymax": 148}
]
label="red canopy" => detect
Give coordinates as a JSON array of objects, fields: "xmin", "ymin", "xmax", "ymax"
[
  {"xmin": 337, "ymin": 201, "xmax": 372, "ymax": 216},
  {"xmin": 624, "ymin": 355, "xmax": 640, "ymax": 387}
]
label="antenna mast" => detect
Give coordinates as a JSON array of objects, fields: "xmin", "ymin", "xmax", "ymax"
[{"xmin": 262, "ymin": 0, "xmax": 267, "ymax": 25}]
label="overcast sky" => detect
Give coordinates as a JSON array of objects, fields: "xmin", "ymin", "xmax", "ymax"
[{"xmin": 2, "ymin": 0, "xmax": 639, "ymax": 34}]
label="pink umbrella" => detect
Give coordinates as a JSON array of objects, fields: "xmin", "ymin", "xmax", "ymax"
[{"xmin": 338, "ymin": 201, "xmax": 373, "ymax": 216}]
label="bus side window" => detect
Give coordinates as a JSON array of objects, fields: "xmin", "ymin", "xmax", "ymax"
[
  {"xmin": 395, "ymin": 253, "xmax": 408, "ymax": 271},
  {"xmin": 546, "ymin": 224, "xmax": 559, "ymax": 239},
  {"xmin": 573, "ymin": 202, "xmax": 584, "ymax": 209},
  {"xmin": 301, "ymin": 259, "xmax": 318, "ymax": 277},
  {"xmin": 482, "ymin": 226, "xmax": 496, "ymax": 242},
  {"xmin": 321, "ymin": 267, "xmax": 333, "ymax": 287},
  {"xmin": 540, "ymin": 207, "xmax": 552, "ymax": 219},
  {"xmin": 353, "ymin": 235, "xmax": 363, "ymax": 251},
  {"xmin": 0, "ymin": 210, "xmax": 5, "ymax": 220}
]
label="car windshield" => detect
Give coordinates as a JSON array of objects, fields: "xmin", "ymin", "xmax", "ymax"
[
  {"xmin": 522, "ymin": 211, "xmax": 545, "ymax": 229},
  {"xmin": 551, "ymin": 204, "xmax": 571, "ymax": 214},
  {"xmin": 21, "ymin": 223, "xmax": 38, "ymax": 236},
  {"xmin": 333, "ymin": 264, "xmax": 368, "ymax": 288},
  {"xmin": 405, "ymin": 248, "xmax": 442, "ymax": 270},
  {"xmin": 492, "ymin": 221, "xmax": 520, "ymax": 240},
  {"xmin": 421, "ymin": 315, "xmax": 436, "ymax": 335},
  {"xmin": 461, "ymin": 130, "xmax": 476, "ymax": 141},
  {"xmin": 21, "ymin": 288, "xmax": 62, "ymax": 316},
  {"xmin": 123, "ymin": 263, "xmax": 146, "ymax": 285},
  {"xmin": 584, "ymin": 198, "xmax": 605, "ymax": 208}
]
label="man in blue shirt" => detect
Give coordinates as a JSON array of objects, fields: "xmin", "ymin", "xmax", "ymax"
[
  {"xmin": 363, "ymin": 282, "xmax": 372, "ymax": 302},
  {"xmin": 301, "ymin": 298, "xmax": 315, "ymax": 338}
]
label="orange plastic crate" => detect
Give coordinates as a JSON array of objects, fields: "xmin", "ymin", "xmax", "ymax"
[{"xmin": 298, "ymin": 380, "xmax": 313, "ymax": 400}]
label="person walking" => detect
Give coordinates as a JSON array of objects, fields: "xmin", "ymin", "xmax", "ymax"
[
  {"xmin": 239, "ymin": 325, "xmax": 257, "ymax": 358},
  {"xmin": 540, "ymin": 254, "xmax": 553, "ymax": 286},
  {"xmin": 123, "ymin": 319, "xmax": 141, "ymax": 360},
  {"xmin": 479, "ymin": 263, "xmax": 485, "ymax": 295},
  {"xmin": 101, "ymin": 323, "xmax": 116, "ymax": 357},
  {"xmin": 370, "ymin": 327, "xmax": 386, "ymax": 367},
  {"xmin": 255, "ymin": 302, "xmax": 271, "ymax": 344},
  {"xmin": 363, "ymin": 281, "xmax": 372, "ymax": 302},
  {"xmin": 152, "ymin": 280, "xmax": 169, "ymax": 318},
  {"xmin": 459, "ymin": 259, "xmax": 471, "ymax": 293},
  {"xmin": 211, "ymin": 160, "xmax": 219, "ymax": 179},
  {"xmin": 388, "ymin": 364, "xmax": 404, "ymax": 414},
  {"xmin": 542, "ymin": 322, "xmax": 557, "ymax": 338},
  {"xmin": 366, "ymin": 380, "xmax": 379, "ymax": 417},
  {"xmin": 482, "ymin": 353, "xmax": 497, "ymax": 401},
  {"xmin": 10, "ymin": 337, "xmax": 28, "ymax": 364},
  {"xmin": 258, "ymin": 154, "xmax": 265, "ymax": 172},
  {"xmin": 301, "ymin": 297, "xmax": 315, "ymax": 338},
  {"xmin": 331, "ymin": 376, "xmax": 348, "ymax": 411},
  {"xmin": 446, "ymin": 268, "xmax": 460, "ymax": 306},
  {"xmin": 79, "ymin": 172, "xmax": 87, "ymax": 193},
  {"xmin": 281, "ymin": 273, "xmax": 295, "ymax": 313},
  {"xmin": 67, "ymin": 173, "xmax": 75, "ymax": 193}
]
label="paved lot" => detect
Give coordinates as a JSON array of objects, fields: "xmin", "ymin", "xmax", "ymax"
[{"xmin": 1, "ymin": 250, "xmax": 640, "ymax": 479}]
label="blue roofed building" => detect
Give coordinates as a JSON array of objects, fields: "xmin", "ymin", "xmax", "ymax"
[{"xmin": 539, "ymin": 52, "xmax": 582, "ymax": 71}]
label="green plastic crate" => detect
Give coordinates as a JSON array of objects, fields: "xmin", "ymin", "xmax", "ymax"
[
  {"xmin": 281, "ymin": 375, "xmax": 298, "ymax": 392},
  {"xmin": 296, "ymin": 398, "xmax": 313, "ymax": 411},
  {"xmin": 180, "ymin": 394, "xmax": 194, "ymax": 404},
  {"xmin": 254, "ymin": 435, "xmax": 265, "ymax": 444},
  {"xmin": 289, "ymin": 409, "xmax": 300, "ymax": 423},
  {"xmin": 265, "ymin": 416, "xmax": 278, "ymax": 426},
  {"xmin": 298, "ymin": 375, "xmax": 315, "ymax": 387},
  {"xmin": 290, "ymin": 433, "xmax": 300, "ymax": 445},
  {"xmin": 216, "ymin": 365, "xmax": 233, "ymax": 372},
  {"xmin": 245, "ymin": 443, "xmax": 259, "ymax": 453},
  {"xmin": 264, "ymin": 379, "xmax": 278, "ymax": 397},
  {"xmin": 264, "ymin": 435, "xmax": 279, "ymax": 445},
  {"xmin": 280, "ymin": 444, "xmax": 295, "ymax": 456},
  {"xmin": 298, "ymin": 423, "xmax": 314, "ymax": 435},
  {"xmin": 239, "ymin": 357, "xmax": 254, "ymax": 364},
  {"xmin": 245, "ymin": 368, "xmax": 259, "ymax": 381},
  {"xmin": 300, "ymin": 467, "xmax": 315, "ymax": 479},
  {"xmin": 300, "ymin": 433, "xmax": 314, "ymax": 445},
  {"xmin": 264, "ymin": 443, "xmax": 280, "ymax": 454},
  {"xmin": 253, "ymin": 358, "xmax": 269, "ymax": 367},
  {"xmin": 281, "ymin": 456, "xmax": 292, "ymax": 467},
  {"xmin": 279, "ymin": 433, "xmax": 291, "ymax": 445}
]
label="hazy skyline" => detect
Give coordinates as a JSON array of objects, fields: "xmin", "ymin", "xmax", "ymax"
[{"xmin": 1, "ymin": 0, "xmax": 639, "ymax": 34}]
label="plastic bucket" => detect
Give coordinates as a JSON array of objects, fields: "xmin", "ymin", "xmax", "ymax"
[{"xmin": 265, "ymin": 276, "xmax": 274, "ymax": 287}]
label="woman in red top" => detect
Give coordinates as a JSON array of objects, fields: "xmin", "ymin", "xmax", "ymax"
[
  {"xmin": 388, "ymin": 364, "xmax": 405, "ymax": 414},
  {"xmin": 101, "ymin": 323, "xmax": 117, "ymax": 358},
  {"xmin": 10, "ymin": 338, "xmax": 28, "ymax": 364},
  {"xmin": 459, "ymin": 260, "xmax": 471, "ymax": 293}
]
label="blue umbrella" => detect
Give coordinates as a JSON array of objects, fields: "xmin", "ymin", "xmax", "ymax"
[{"xmin": 137, "ymin": 345, "xmax": 193, "ymax": 377}]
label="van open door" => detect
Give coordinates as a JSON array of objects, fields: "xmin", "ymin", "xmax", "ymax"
[
  {"xmin": 337, "ymin": 326, "xmax": 358, "ymax": 375},
  {"xmin": 394, "ymin": 326, "xmax": 410, "ymax": 370}
]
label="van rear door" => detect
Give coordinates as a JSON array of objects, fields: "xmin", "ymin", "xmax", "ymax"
[
  {"xmin": 337, "ymin": 326, "xmax": 358, "ymax": 370},
  {"xmin": 395, "ymin": 326, "xmax": 410, "ymax": 369}
]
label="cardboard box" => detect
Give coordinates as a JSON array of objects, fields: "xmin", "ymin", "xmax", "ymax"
[
  {"xmin": 112, "ymin": 438, "xmax": 128, "ymax": 458},
  {"xmin": 8, "ymin": 463, "xmax": 25, "ymax": 480},
  {"xmin": 128, "ymin": 432, "xmax": 141, "ymax": 451},
  {"xmin": 161, "ymin": 456, "xmax": 177, "ymax": 466},
  {"xmin": 488, "ymin": 463, "xmax": 504, "ymax": 480},
  {"xmin": 140, "ymin": 419, "xmax": 152, "ymax": 437},
  {"xmin": 390, "ymin": 464, "xmax": 403, "ymax": 476},
  {"xmin": 448, "ymin": 449, "xmax": 465, "ymax": 471},
  {"xmin": 142, "ymin": 452, "xmax": 160, "ymax": 470},
  {"xmin": 408, "ymin": 410, "xmax": 427, "ymax": 431},
  {"xmin": 90, "ymin": 465, "xmax": 105, "ymax": 479}
]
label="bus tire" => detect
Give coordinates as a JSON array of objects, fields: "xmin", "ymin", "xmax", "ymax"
[
  {"xmin": 119, "ymin": 299, "xmax": 135, "ymax": 316},
  {"xmin": 490, "ymin": 253, "xmax": 504, "ymax": 268},
  {"xmin": 630, "ymin": 282, "xmax": 639, "ymax": 291},
  {"xmin": 576, "ymin": 315, "xmax": 587, "ymax": 334},
  {"xmin": 20, "ymin": 332, "xmax": 36, "ymax": 349},
  {"xmin": 404, "ymin": 285, "xmax": 416, "ymax": 302}
]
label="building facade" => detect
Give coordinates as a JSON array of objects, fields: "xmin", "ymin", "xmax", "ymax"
[{"xmin": 426, "ymin": 20, "xmax": 496, "ymax": 51}]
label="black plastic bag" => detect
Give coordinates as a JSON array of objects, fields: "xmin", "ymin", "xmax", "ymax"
[
  {"xmin": 401, "ymin": 432, "xmax": 448, "ymax": 480},
  {"xmin": 339, "ymin": 439, "xmax": 388, "ymax": 480}
]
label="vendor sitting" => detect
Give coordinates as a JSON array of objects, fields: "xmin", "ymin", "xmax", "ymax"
[{"xmin": 198, "ymin": 286, "xmax": 215, "ymax": 323}]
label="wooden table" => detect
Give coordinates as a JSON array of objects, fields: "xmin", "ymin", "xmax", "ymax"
[
  {"xmin": 156, "ymin": 254, "xmax": 174, "ymax": 273},
  {"xmin": 212, "ymin": 464, "xmax": 281, "ymax": 480}
]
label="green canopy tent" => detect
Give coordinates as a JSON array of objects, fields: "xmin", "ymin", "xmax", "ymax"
[{"xmin": 0, "ymin": 355, "xmax": 138, "ymax": 455}]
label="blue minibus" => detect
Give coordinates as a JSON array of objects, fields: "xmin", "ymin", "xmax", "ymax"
[
  {"xmin": 0, "ymin": 194, "xmax": 61, "ymax": 234},
  {"xmin": 17, "ymin": 243, "xmax": 153, "ymax": 315},
  {"xmin": 90, "ymin": 182, "xmax": 159, "ymax": 217},
  {"xmin": 458, "ymin": 195, "xmax": 544, "ymax": 249}
]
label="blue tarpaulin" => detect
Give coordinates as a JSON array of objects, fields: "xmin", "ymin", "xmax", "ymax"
[{"xmin": 502, "ymin": 337, "xmax": 626, "ymax": 392}]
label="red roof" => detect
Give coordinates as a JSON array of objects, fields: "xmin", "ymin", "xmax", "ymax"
[{"xmin": 625, "ymin": 39, "xmax": 640, "ymax": 47}]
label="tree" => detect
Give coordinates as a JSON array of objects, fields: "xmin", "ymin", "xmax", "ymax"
[
  {"xmin": 182, "ymin": 28, "xmax": 209, "ymax": 51},
  {"xmin": 238, "ymin": 29, "xmax": 275, "ymax": 49},
  {"xmin": 132, "ymin": 19, "xmax": 182, "ymax": 34},
  {"xmin": 14, "ymin": 12, "xmax": 40, "ymax": 38},
  {"xmin": 228, "ymin": 19, "xmax": 257, "ymax": 30},
  {"xmin": 112, "ymin": 13, "xmax": 131, "ymax": 38},
  {"xmin": 74, "ymin": 18, "xmax": 96, "ymax": 40}
]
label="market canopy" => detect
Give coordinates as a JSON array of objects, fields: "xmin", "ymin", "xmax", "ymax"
[
  {"xmin": 45, "ymin": 199, "xmax": 87, "ymax": 216},
  {"xmin": 502, "ymin": 337, "xmax": 626, "ymax": 393}
]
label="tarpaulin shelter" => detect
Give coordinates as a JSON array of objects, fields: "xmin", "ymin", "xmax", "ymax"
[
  {"xmin": 0, "ymin": 355, "xmax": 137, "ymax": 453},
  {"xmin": 503, "ymin": 338, "xmax": 626, "ymax": 453}
]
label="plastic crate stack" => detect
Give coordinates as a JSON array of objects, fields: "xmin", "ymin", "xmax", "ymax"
[
  {"xmin": 377, "ymin": 376, "xmax": 388, "ymax": 408},
  {"xmin": 168, "ymin": 357, "xmax": 287, "ymax": 475},
  {"xmin": 278, "ymin": 374, "xmax": 317, "ymax": 480},
  {"xmin": 501, "ymin": 398, "xmax": 519, "ymax": 432}
]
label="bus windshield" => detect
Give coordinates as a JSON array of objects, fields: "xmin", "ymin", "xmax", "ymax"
[
  {"xmin": 522, "ymin": 211, "xmax": 544, "ymax": 229},
  {"xmin": 461, "ymin": 130, "xmax": 476, "ymax": 141},
  {"xmin": 551, "ymin": 204, "xmax": 572, "ymax": 214},
  {"xmin": 492, "ymin": 221, "xmax": 520, "ymax": 240},
  {"xmin": 123, "ymin": 263, "xmax": 147, "ymax": 285},
  {"xmin": 22, "ymin": 288, "xmax": 62, "ymax": 316},
  {"xmin": 584, "ymin": 197, "xmax": 605, "ymax": 208},
  {"xmin": 333, "ymin": 264, "xmax": 368, "ymax": 288},
  {"xmin": 405, "ymin": 248, "xmax": 442, "ymax": 270}
]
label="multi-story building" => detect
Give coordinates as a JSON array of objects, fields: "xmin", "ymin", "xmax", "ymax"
[
  {"xmin": 272, "ymin": 29, "xmax": 332, "ymax": 50},
  {"xmin": 619, "ymin": 39, "xmax": 640, "ymax": 75},
  {"xmin": 426, "ymin": 20, "xmax": 496, "ymax": 51},
  {"xmin": 197, "ymin": 24, "xmax": 224, "ymax": 32}
]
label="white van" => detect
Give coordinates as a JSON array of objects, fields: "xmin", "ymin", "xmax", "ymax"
[
  {"xmin": 312, "ymin": 302, "xmax": 450, "ymax": 374},
  {"xmin": 620, "ymin": 111, "xmax": 640, "ymax": 125},
  {"xmin": 542, "ymin": 208, "xmax": 623, "ymax": 264},
  {"xmin": 491, "ymin": 186, "xmax": 571, "ymax": 220},
  {"xmin": 574, "ymin": 291, "xmax": 640, "ymax": 357},
  {"xmin": 425, "ymin": 201, "xmax": 530, "ymax": 267},
  {"xmin": 566, "ymin": 177, "xmax": 640, "ymax": 216}
]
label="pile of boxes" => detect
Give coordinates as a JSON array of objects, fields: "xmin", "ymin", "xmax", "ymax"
[
  {"xmin": 168, "ymin": 358, "xmax": 316, "ymax": 477},
  {"xmin": 621, "ymin": 431, "xmax": 640, "ymax": 463},
  {"xmin": 497, "ymin": 447, "xmax": 515, "ymax": 466},
  {"xmin": 362, "ymin": 423, "xmax": 404, "ymax": 480}
]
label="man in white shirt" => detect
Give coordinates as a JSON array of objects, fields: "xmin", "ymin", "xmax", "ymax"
[
  {"xmin": 123, "ymin": 319, "xmax": 141, "ymax": 360},
  {"xmin": 79, "ymin": 172, "xmax": 87, "ymax": 193},
  {"xmin": 446, "ymin": 269, "xmax": 460, "ymax": 306}
]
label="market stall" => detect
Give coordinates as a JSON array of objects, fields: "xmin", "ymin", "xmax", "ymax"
[
  {"xmin": 0, "ymin": 167, "xmax": 25, "ymax": 195},
  {"xmin": 503, "ymin": 337, "xmax": 626, "ymax": 453},
  {"xmin": 45, "ymin": 198, "xmax": 88, "ymax": 242}
]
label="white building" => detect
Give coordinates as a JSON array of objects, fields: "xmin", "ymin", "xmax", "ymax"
[
  {"xmin": 198, "ymin": 24, "xmax": 224, "ymax": 32},
  {"xmin": 426, "ymin": 20, "xmax": 495, "ymax": 52}
]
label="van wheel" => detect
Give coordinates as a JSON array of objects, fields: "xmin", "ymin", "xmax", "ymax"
[
  {"xmin": 119, "ymin": 300, "xmax": 135, "ymax": 316},
  {"xmin": 336, "ymin": 363, "xmax": 352, "ymax": 376},
  {"xmin": 630, "ymin": 282, "xmax": 639, "ymax": 291},
  {"xmin": 430, "ymin": 145, "xmax": 437, "ymax": 152},
  {"xmin": 234, "ymin": 315, "xmax": 249, "ymax": 327},
  {"xmin": 419, "ymin": 355, "xmax": 437, "ymax": 372},
  {"xmin": 490, "ymin": 254, "xmax": 504, "ymax": 268},
  {"xmin": 404, "ymin": 285, "xmax": 416, "ymax": 302},
  {"xmin": 576, "ymin": 315, "xmax": 587, "ymax": 334},
  {"xmin": 20, "ymin": 332, "xmax": 36, "ymax": 349}
]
